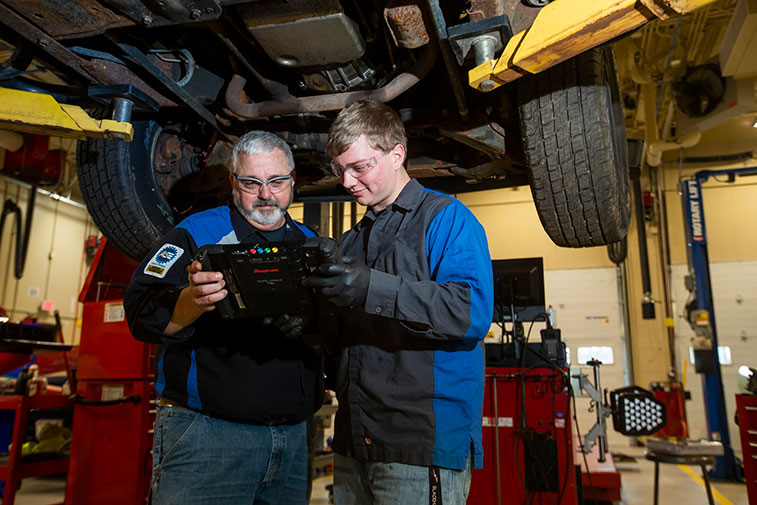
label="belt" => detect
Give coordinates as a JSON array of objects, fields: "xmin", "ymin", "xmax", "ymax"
[
  {"xmin": 157, "ymin": 396, "xmax": 190, "ymax": 409},
  {"xmin": 157, "ymin": 396, "xmax": 290, "ymax": 426},
  {"xmin": 264, "ymin": 418, "xmax": 290, "ymax": 426}
]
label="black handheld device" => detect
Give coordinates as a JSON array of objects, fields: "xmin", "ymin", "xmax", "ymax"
[{"xmin": 193, "ymin": 240, "xmax": 341, "ymax": 320}]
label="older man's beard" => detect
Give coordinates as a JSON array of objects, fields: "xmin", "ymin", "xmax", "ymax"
[{"xmin": 233, "ymin": 191, "xmax": 292, "ymax": 226}]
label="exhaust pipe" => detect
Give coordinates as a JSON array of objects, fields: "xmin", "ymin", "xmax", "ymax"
[{"xmin": 225, "ymin": 44, "xmax": 438, "ymax": 119}]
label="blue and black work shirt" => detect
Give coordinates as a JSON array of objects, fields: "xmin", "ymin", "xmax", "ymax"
[
  {"xmin": 124, "ymin": 203, "xmax": 324, "ymax": 425},
  {"xmin": 331, "ymin": 179, "xmax": 494, "ymax": 470}
]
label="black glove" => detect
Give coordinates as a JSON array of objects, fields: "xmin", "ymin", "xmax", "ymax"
[
  {"xmin": 303, "ymin": 256, "xmax": 370, "ymax": 307},
  {"xmin": 302, "ymin": 236, "xmax": 342, "ymax": 268},
  {"xmin": 272, "ymin": 314, "xmax": 309, "ymax": 339}
]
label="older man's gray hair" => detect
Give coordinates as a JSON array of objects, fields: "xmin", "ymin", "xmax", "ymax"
[{"xmin": 231, "ymin": 131, "xmax": 294, "ymax": 173}]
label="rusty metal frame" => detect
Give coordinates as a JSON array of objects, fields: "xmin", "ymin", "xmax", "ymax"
[
  {"xmin": 0, "ymin": 3, "xmax": 173, "ymax": 107},
  {"xmin": 0, "ymin": 3, "xmax": 100, "ymax": 82}
]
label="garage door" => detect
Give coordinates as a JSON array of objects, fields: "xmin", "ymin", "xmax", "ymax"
[{"xmin": 545, "ymin": 267, "xmax": 632, "ymax": 448}]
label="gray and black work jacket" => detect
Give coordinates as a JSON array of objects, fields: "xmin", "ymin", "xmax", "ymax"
[
  {"xmin": 331, "ymin": 179, "xmax": 494, "ymax": 470},
  {"xmin": 124, "ymin": 204, "xmax": 324, "ymax": 425}
]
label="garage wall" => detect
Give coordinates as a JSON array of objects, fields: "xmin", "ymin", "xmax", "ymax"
[
  {"xmin": 664, "ymin": 170, "xmax": 757, "ymax": 264},
  {"xmin": 458, "ymin": 187, "xmax": 615, "ymax": 270},
  {"xmin": 288, "ymin": 203, "xmax": 305, "ymax": 225},
  {"xmin": 0, "ymin": 176, "xmax": 92, "ymax": 345}
]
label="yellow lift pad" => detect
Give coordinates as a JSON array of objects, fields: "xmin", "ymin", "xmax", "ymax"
[
  {"xmin": 469, "ymin": 0, "xmax": 717, "ymax": 92},
  {"xmin": 0, "ymin": 87, "xmax": 133, "ymax": 141}
]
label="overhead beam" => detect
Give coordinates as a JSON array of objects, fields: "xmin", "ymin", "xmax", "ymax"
[
  {"xmin": 469, "ymin": 0, "xmax": 717, "ymax": 91},
  {"xmin": 0, "ymin": 88, "xmax": 133, "ymax": 141}
]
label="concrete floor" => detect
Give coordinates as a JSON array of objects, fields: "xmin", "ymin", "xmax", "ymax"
[
  {"xmin": 6, "ymin": 447, "xmax": 751, "ymax": 505},
  {"xmin": 615, "ymin": 447, "xmax": 749, "ymax": 505},
  {"xmin": 6, "ymin": 474, "xmax": 66, "ymax": 505},
  {"xmin": 8, "ymin": 473, "xmax": 337, "ymax": 505}
]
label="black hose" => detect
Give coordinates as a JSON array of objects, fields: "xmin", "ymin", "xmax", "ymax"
[
  {"xmin": 632, "ymin": 177, "xmax": 655, "ymax": 319},
  {"xmin": 0, "ymin": 186, "xmax": 37, "ymax": 280},
  {"xmin": 0, "ymin": 200, "xmax": 22, "ymax": 260},
  {"xmin": 15, "ymin": 185, "xmax": 35, "ymax": 278},
  {"xmin": 683, "ymin": 151, "xmax": 754, "ymax": 164},
  {"xmin": 607, "ymin": 237, "xmax": 627, "ymax": 264},
  {"xmin": 69, "ymin": 394, "xmax": 141, "ymax": 406}
]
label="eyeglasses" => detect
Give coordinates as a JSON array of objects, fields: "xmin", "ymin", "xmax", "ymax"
[
  {"xmin": 330, "ymin": 151, "xmax": 389, "ymax": 178},
  {"xmin": 233, "ymin": 173, "xmax": 293, "ymax": 194}
]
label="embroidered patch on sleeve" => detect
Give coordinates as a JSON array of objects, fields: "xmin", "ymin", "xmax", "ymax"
[{"xmin": 144, "ymin": 244, "xmax": 184, "ymax": 278}]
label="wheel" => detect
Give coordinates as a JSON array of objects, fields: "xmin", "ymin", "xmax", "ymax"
[
  {"xmin": 517, "ymin": 45, "xmax": 630, "ymax": 247},
  {"xmin": 77, "ymin": 118, "xmax": 229, "ymax": 260}
]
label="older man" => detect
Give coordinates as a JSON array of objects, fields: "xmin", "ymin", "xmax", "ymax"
[{"xmin": 125, "ymin": 130, "xmax": 322, "ymax": 505}]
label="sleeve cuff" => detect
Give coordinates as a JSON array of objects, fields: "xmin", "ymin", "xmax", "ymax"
[
  {"xmin": 136, "ymin": 287, "xmax": 196, "ymax": 342},
  {"xmin": 364, "ymin": 269, "xmax": 400, "ymax": 318}
]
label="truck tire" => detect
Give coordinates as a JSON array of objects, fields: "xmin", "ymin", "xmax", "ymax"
[
  {"xmin": 77, "ymin": 120, "xmax": 174, "ymax": 260},
  {"xmin": 517, "ymin": 45, "xmax": 630, "ymax": 247}
]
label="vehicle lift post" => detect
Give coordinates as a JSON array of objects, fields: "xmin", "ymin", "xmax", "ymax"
[{"xmin": 680, "ymin": 166, "xmax": 757, "ymax": 480}]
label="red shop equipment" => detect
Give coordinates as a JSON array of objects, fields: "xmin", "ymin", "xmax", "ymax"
[
  {"xmin": 735, "ymin": 394, "xmax": 757, "ymax": 505},
  {"xmin": 64, "ymin": 238, "xmax": 154, "ymax": 505},
  {"xmin": 468, "ymin": 366, "xmax": 579, "ymax": 505},
  {"xmin": 650, "ymin": 380, "xmax": 689, "ymax": 439},
  {"xmin": 2, "ymin": 134, "xmax": 64, "ymax": 185}
]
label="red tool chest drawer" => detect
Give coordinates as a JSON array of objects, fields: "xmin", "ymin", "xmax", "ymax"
[{"xmin": 736, "ymin": 394, "xmax": 757, "ymax": 504}]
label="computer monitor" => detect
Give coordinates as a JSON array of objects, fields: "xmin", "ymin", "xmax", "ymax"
[{"xmin": 492, "ymin": 257, "xmax": 546, "ymax": 322}]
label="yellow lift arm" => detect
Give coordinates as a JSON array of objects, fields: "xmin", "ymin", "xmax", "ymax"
[
  {"xmin": 469, "ymin": 0, "xmax": 716, "ymax": 91},
  {"xmin": 0, "ymin": 87, "xmax": 133, "ymax": 141}
]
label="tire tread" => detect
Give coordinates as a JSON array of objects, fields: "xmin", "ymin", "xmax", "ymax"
[
  {"xmin": 77, "ymin": 133, "xmax": 165, "ymax": 260},
  {"xmin": 518, "ymin": 46, "xmax": 630, "ymax": 247}
]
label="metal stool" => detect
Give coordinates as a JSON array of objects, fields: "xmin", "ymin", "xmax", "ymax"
[{"xmin": 644, "ymin": 450, "xmax": 716, "ymax": 505}]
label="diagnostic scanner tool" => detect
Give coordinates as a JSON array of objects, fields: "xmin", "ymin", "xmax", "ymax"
[{"xmin": 194, "ymin": 240, "xmax": 339, "ymax": 320}]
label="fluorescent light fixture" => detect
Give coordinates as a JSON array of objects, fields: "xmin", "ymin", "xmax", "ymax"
[
  {"xmin": 577, "ymin": 345, "xmax": 615, "ymax": 365},
  {"xmin": 689, "ymin": 345, "xmax": 733, "ymax": 365}
]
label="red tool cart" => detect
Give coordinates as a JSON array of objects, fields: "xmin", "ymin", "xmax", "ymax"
[
  {"xmin": 736, "ymin": 394, "xmax": 757, "ymax": 505},
  {"xmin": 64, "ymin": 239, "xmax": 154, "ymax": 505}
]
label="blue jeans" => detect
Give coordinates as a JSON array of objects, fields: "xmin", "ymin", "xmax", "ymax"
[
  {"xmin": 333, "ymin": 453, "xmax": 472, "ymax": 505},
  {"xmin": 151, "ymin": 405, "xmax": 309, "ymax": 505}
]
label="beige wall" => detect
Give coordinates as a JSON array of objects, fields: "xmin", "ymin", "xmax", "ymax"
[
  {"xmin": 457, "ymin": 187, "xmax": 615, "ymax": 269},
  {"xmin": 458, "ymin": 163, "xmax": 757, "ymax": 388},
  {"xmin": 664, "ymin": 166, "xmax": 757, "ymax": 265},
  {"xmin": 0, "ymin": 176, "xmax": 92, "ymax": 345}
]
